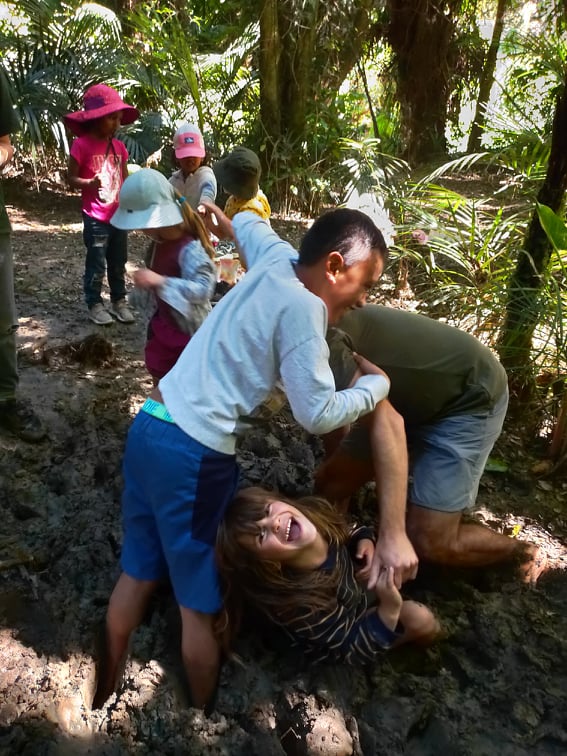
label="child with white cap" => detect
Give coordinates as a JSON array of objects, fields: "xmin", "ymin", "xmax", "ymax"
[
  {"xmin": 169, "ymin": 123, "xmax": 216, "ymax": 211},
  {"xmin": 111, "ymin": 168, "xmax": 216, "ymax": 383}
]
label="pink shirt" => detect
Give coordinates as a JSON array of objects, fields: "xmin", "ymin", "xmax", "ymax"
[{"xmin": 70, "ymin": 134, "xmax": 128, "ymax": 223}]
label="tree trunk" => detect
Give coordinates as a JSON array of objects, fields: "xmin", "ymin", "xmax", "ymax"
[
  {"xmin": 259, "ymin": 0, "xmax": 281, "ymax": 154},
  {"xmin": 257, "ymin": 0, "xmax": 374, "ymax": 166},
  {"xmin": 277, "ymin": 0, "xmax": 320, "ymax": 143},
  {"xmin": 467, "ymin": 0, "xmax": 508, "ymax": 152},
  {"xmin": 386, "ymin": 0, "xmax": 461, "ymax": 164},
  {"xmin": 498, "ymin": 63, "xmax": 567, "ymax": 396}
]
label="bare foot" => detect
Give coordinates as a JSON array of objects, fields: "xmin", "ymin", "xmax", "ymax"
[{"xmin": 518, "ymin": 544, "xmax": 548, "ymax": 586}]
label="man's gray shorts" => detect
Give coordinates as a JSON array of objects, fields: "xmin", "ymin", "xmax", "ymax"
[{"xmin": 340, "ymin": 388, "xmax": 509, "ymax": 513}]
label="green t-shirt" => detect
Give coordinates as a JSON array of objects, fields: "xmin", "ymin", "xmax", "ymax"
[
  {"xmin": 328, "ymin": 305, "xmax": 508, "ymax": 428},
  {"xmin": 0, "ymin": 71, "xmax": 20, "ymax": 235}
]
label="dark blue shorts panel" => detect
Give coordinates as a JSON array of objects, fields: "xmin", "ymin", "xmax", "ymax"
[{"xmin": 120, "ymin": 411, "xmax": 239, "ymax": 613}]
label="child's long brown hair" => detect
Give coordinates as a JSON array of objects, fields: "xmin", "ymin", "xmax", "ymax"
[
  {"xmin": 216, "ymin": 486, "xmax": 350, "ymax": 650},
  {"xmin": 172, "ymin": 188, "xmax": 215, "ymax": 260}
]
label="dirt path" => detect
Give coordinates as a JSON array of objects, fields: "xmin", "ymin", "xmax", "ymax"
[{"xmin": 1, "ymin": 183, "xmax": 566, "ymax": 755}]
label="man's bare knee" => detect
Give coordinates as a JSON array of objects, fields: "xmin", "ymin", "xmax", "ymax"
[{"xmin": 406, "ymin": 506, "xmax": 462, "ymax": 563}]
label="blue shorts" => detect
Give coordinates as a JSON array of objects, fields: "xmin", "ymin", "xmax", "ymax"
[
  {"xmin": 120, "ymin": 409, "xmax": 239, "ymax": 613},
  {"xmin": 341, "ymin": 388, "xmax": 508, "ymax": 513}
]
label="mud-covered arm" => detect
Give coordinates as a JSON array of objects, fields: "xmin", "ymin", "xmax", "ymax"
[{"xmin": 351, "ymin": 383, "xmax": 417, "ymax": 591}]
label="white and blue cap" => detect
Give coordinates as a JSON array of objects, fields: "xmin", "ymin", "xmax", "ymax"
[{"xmin": 110, "ymin": 168, "xmax": 183, "ymax": 230}]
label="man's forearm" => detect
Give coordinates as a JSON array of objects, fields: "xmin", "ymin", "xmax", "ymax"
[
  {"xmin": 368, "ymin": 399, "xmax": 408, "ymax": 534},
  {"xmin": 366, "ymin": 399, "xmax": 418, "ymax": 588}
]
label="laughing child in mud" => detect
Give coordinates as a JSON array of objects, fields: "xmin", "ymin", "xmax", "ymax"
[
  {"xmin": 111, "ymin": 168, "xmax": 216, "ymax": 383},
  {"xmin": 216, "ymin": 487, "xmax": 441, "ymax": 663},
  {"xmin": 65, "ymin": 84, "xmax": 139, "ymax": 326}
]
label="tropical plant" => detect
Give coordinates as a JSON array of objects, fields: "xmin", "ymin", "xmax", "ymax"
[{"xmin": 1, "ymin": 0, "xmax": 129, "ymax": 168}]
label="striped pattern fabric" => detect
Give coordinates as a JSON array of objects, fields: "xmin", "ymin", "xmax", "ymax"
[{"xmin": 275, "ymin": 527, "xmax": 402, "ymax": 664}]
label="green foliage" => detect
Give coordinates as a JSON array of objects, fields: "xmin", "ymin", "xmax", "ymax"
[
  {"xmin": 339, "ymin": 137, "xmax": 410, "ymax": 198},
  {"xmin": 340, "ymin": 141, "xmax": 565, "ymax": 394},
  {"xmin": 396, "ymin": 191, "xmax": 528, "ymax": 340},
  {"xmin": 486, "ymin": 18, "xmax": 566, "ymax": 153},
  {"xmin": 124, "ymin": 7, "xmax": 261, "ymax": 163},
  {"xmin": 125, "ymin": 3, "xmax": 204, "ymax": 125},
  {"xmin": 535, "ymin": 203, "xmax": 567, "ymax": 372},
  {"xmin": 537, "ymin": 203, "xmax": 567, "ymax": 253},
  {"xmin": 1, "ymin": 0, "xmax": 127, "ymax": 162}
]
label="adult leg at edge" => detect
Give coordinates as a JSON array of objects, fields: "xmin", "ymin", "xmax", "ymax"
[
  {"xmin": 0, "ymin": 235, "xmax": 18, "ymax": 400},
  {"xmin": 179, "ymin": 606, "xmax": 221, "ymax": 710},
  {"xmin": 93, "ymin": 572, "xmax": 158, "ymax": 708},
  {"xmin": 406, "ymin": 503, "xmax": 534, "ymax": 568}
]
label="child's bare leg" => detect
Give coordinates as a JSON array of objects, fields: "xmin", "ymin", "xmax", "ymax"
[
  {"xmin": 179, "ymin": 606, "xmax": 221, "ymax": 711},
  {"xmin": 392, "ymin": 600, "xmax": 442, "ymax": 648},
  {"xmin": 93, "ymin": 573, "xmax": 158, "ymax": 708}
]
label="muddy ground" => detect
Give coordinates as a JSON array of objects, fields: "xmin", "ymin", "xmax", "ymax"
[{"xmin": 0, "ymin": 181, "xmax": 566, "ymax": 756}]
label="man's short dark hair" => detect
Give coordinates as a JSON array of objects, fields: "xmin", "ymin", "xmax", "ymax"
[{"xmin": 298, "ymin": 208, "xmax": 388, "ymax": 267}]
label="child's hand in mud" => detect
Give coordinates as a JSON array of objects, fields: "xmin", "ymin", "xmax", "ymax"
[
  {"xmin": 354, "ymin": 538, "xmax": 375, "ymax": 582},
  {"xmin": 375, "ymin": 566, "xmax": 403, "ymax": 631},
  {"xmin": 133, "ymin": 269, "xmax": 165, "ymax": 290}
]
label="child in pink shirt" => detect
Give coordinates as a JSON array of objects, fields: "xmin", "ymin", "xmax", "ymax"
[{"xmin": 65, "ymin": 84, "xmax": 139, "ymax": 325}]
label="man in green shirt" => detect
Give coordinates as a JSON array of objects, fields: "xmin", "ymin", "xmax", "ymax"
[
  {"xmin": 317, "ymin": 305, "xmax": 544, "ymax": 583},
  {"xmin": 0, "ymin": 70, "xmax": 45, "ymax": 441}
]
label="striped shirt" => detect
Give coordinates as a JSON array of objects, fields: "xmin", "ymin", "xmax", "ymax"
[{"xmin": 274, "ymin": 527, "xmax": 403, "ymax": 664}]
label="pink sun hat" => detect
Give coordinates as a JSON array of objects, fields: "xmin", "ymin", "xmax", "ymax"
[
  {"xmin": 64, "ymin": 84, "xmax": 139, "ymax": 136},
  {"xmin": 173, "ymin": 123, "xmax": 206, "ymax": 159}
]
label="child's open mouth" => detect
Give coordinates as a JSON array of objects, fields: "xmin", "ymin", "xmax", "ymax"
[{"xmin": 285, "ymin": 517, "xmax": 301, "ymax": 542}]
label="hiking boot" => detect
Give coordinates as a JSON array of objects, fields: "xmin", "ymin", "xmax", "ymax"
[
  {"xmin": 0, "ymin": 399, "xmax": 46, "ymax": 442},
  {"xmin": 89, "ymin": 303, "xmax": 113, "ymax": 325},
  {"xmin": 109, "ymin": 299, "xmax": 135, "ymax": 324}
]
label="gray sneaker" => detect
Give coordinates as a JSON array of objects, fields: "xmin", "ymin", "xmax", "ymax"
[
  {"xmin": 109, "ymin": 299, "xmax": 135, "ymax": 324},
  {"xmin": 88, "ymin": 303, "xmax": 113, "ymax": 325}
]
